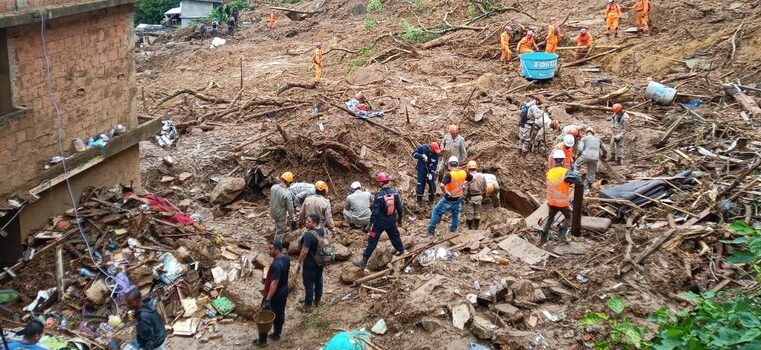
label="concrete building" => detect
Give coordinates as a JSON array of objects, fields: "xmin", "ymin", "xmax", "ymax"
[
  {"xmin": 179, "ymin": 0, "xmax": 222, "ymax": 26},
  {"xmin": 0, "ymin": 0, "xmax": 160, "ymax": 267}
]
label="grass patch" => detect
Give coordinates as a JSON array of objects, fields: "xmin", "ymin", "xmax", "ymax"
[
  {"xmin": 363, "ymin": 16, "xmax": 381, "ymax": 30},
  {"xmin": 299, "ymin": 307, "xmax": 331, "ymax": 332},
  {"xmin": 399, "ymin": 19, "xmax": 431, "ymax": 43},
  {"xmin": 347, "ymin": 45, "xmax": 375, "ymax": 73},
  {"xmin": 367, "ymin": 0, "xmax": 383, "ymax": 13}
]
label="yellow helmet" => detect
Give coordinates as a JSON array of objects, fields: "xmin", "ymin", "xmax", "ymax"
[
  {"xmin": 281, "ymin": 171, "xmax": 294, "ymax": 183},
  {"xmin": 315, "ymin": 181, "xmax": 329, "ymax": 192},
  {"xmin": 467, "ymin": 160, "xmax": 478, "ymax": 170}
]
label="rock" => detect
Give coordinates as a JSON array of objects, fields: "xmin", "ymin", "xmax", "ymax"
[
  {"xmin": 288, "ymin": 235, "xmax": 301, "ymax": 255},
  {"xmin": 493, "ymin": 303, "xmax": 523, "ymax": 322},
  {"xmin": 225, "ymin": 270, "xmax": 264, "ymax": 320},
  {"xmin": 533, "ymin": 289, "xmax": 547, "ymax": 303},
  {"xmin": 367, "ymin": 246, "xmax": 393, "ymax": 271},
  {"xmin": 451, "ymin": 304, "xmax": 471, "ymax": 330},
  {"xmin": 511, "ymin": 279, "xmax": 536, "ymax": 306},
  {"xmin": 160, "ymin": 176, "xmax": 176, "ymax": 183},
  {"xmin": 410, "ymin": 275, "xmax": 446, "ymax": 304},
  {"xmin": 333, "ymin": 243, "xmax": 351, "ymax": 261},
  {"xmin": 498, "ymin": 235, "xmax": 550, "ymax": 265},
  {"xmin": 494, "ymin": 328, "xmax": 535, "ymax": 347},
  {"xmin": 162, "ymin": 156, "xmax": 175, "ymax": 167},
  {"xmin": 340, "ymin": 266, "xmax": 365, "ymax": 284},
  {"xmin": 209, "ymin": 177, "xmax": 246, "ymax": 205},
  {"xmin": 371, "ymin": 319, "xmax": 387, "ymax": 335},
  {"xmin": 178, "ymin": 199, "xmax": 192, "ymax": 209},
  {"xmin": 470, "ymin": 315, "xmax": 497, "ymax": 340},
  {"xmin": 417, "ymin": 318, "xmax": 446, "ymax": 332},
  {"xmin": 179, "ymin": 172, "xmax": 193, "ymax": 182}
]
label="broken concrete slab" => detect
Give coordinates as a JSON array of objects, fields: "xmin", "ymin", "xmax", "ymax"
[
  {"xmin": 494, "ymin": 328, "xmax": 535, "ymax": 348},
  {"xmin": 371, "ymin": 319, "xmax": 387, "ymax": 335},
  {"xmin": 451, "ymin": 304, "xmax": 471, "ymax": 330},
  {"xmin": 493, "ymin": 303, "xmax": 523, "ymax": 322},
  {"xmin": 498, "ymin": 235, "xmax": 551, "ymax": 265},
  {"xmin": 224, "ymin": 269, "xmax": 263, "ymax": 320},
  {"xmin": 550, "ymin": 240, "xmax": 590, "ymax": 256},
  {"xmin": 410, "ymin": 275, "xmax": 446, "ymax": 304},
  {"xmin": 178, "ymin": 172, "xmax": 193, "ymax": 182},
  {"xmin": 499, "ymin": 189, "xmax": 539, "ymax": 216},
  {"xmin": 210, "ymin": 177, "xmax": 246, "ymax": 205},
  {"xmin": 525, "ymin": 202, "xmax": 612, "ymax": 232},
  {"xmin": 470, "ymin": 315, "xmax": 497, "ymax": 340}
]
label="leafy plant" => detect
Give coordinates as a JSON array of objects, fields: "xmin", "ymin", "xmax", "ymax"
[
  {"xmin": 134, "ymin": 0, "xmax": 180, "ymax": 25},
  {"xmin": 367, "ymin": 0, "xmax": 383, "ymax": 13},
  {"xmin": 363, "ymin": 16, "xmax": 381, "ymax": 30},
  {"xmin": 346, "ymin": 45, "xmax": 375, "ymax": 73},
  {"xmin": 412, "ymin": 0, "xmax": 426, "ymax": 13},
  {"xmin": 649, "ymin": 291, "xmax": 761, "ymax": 350},
  {"xmin": 722, "ymin": 221, "xmax": 761, "ymax": 280},
  {"xmin": 399, "ymin": 19, "xmax": 430, "ymax": 43},
  {"xmin": 580, "ymin": 295, "xmax": 652, "ymax": 349}
]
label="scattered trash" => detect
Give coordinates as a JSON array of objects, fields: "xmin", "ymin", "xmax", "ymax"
[
  {"xmin": 156, "ymin": 120, "xmax": 178, "ymax": 147},
  {"xmin": 645, "ymin": 81, "xmax": 677, "ymax": 105},
  {"xmin": 324, "ymin": 329, "xmax": 372, "ymax": 350},
  {"xmin": 210, "ymin": 37, "xmax": 226, "ymax": 48},
  {"xmin": 542, "ymin": 310, "xmax": 562, "ymax": 322},
  {"xmin": 576, "ymin": 269, "xmax": 590, "ymax": 284}
]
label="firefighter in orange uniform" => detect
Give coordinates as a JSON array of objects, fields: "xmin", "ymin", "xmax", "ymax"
[
  {"xmin": 631, "ymin": 0, "xmax": 650, "ymax": 33},
  {"xmin": 500, "ymin": 25, "xmax": 513, "ymax": 64},
  {"xmin": 605, "ymin": 0, "xmax": 622, "ymax": 37},
  {"xmin": 516, "ymin": 31, "xmax": 539, "ymax": 54},
  {"xmin": 268, "ymin": 9, "xmax": 277, "ymax": 29},
  {"xmin": 545, "ymin": 17, "xmax": 560, "ymax": 53},
  {"xmin": 313, "ymin": 42, "xmax": 323, "ymax": 79}
]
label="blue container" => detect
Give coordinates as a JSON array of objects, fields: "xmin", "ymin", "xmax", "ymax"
[{"xmin": 519, "ymin": 52, "xmax": 559, "ymax": 80}]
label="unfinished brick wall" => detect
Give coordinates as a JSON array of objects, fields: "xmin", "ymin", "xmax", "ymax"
[
  {"xmin": 0, "ymin": 0, "xmax": 96, "ymax": 14},
  {"xmin": 0, "ymin": 4, "xmax": 136, "ymax": 198}
]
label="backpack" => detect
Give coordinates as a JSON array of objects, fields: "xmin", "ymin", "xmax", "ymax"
[
  {"xmin": 383, "ymin": 193, "xmax": 396, "ymax": 216},
  {"xmin": 519, "ymin": 104, "xmax": 529, "ymax": 127},
  {"xmin": 307, "ymin": 228, "xmax": 335, "ymax": 267}
]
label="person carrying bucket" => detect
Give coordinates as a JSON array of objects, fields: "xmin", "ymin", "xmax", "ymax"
[
  {"xmin": 516, "ymin": 31, "xmax": 539, "ymax": 54},
  {"xmin": 605, "ymin": 0, "xmax": 622, "ymax": 37},
  {"xmin": 257, "ymin": 240, "xmax": 291, "ymax": 347},
  {"xmin": 545, "ymin": 17, "xmax": 560, "ymax": 54}
]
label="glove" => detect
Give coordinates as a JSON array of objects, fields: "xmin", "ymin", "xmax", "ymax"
[
  {"xmin": 363, "ymin": 224, "xmax": 371, "ymax": 233},
  {"xmin": 422, "ymin": 155, "xmax": 428, "ymax": 163},
  {"xmin": 426, "ymin": 173, "xmax": 433, "ymax": 181},
  {"xmin": 261, "ymin": 299, "xmax": 271, "ymax": 310}
]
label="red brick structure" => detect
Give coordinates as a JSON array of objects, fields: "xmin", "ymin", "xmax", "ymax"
[{"xmin": 0, "ymin": 0, "xmax": 159, "ymax": 266}]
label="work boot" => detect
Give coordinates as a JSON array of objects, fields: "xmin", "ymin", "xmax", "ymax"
[
  {"xmin": 557, "ymin": 227, "xmax": 569, "ymax": 243},
  {"xmin": 539, "ymin": 231, "xmax": 549, "ymax": 245},
  {"xmin": 353, "ymin": 257, "xmax": 368, "ymax": 268},
  {"xmin": 268, "ymin": 334, "xmax": 281, "ymax": 341},
  {"xmin": 416, "ymin": 196, "xmax": 423, "ymax": 206},
  {"xmin": 466, "ymin": 220, "xmax": 473, "ymax": 229},
  {"xmin": 473, "ymin": 219, "xmax": 480, "ymax": 230},
  {"xmin": 254, "ymin": 334, "xmax": 267, "ymax": 347},
  {"xmin": 426, "ymin": 229, "xmax": 435, "ymax": 236},
  {"xmin": 616, "ymin": 157, "xmax": 623, "ymax": 165},
  {"xmin": 428, "ymin": 195, "xmax": 435, "ymax": 205}
]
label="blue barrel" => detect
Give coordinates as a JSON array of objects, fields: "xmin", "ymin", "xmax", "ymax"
[{"xmin": 519, "ymin": 52, "xmax": 559, "ymax": 80}]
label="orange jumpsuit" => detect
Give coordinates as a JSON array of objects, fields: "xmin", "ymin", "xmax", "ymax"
[
  {"xmin": 605, "ymin": 4, "xmax": 622, "ymax": 36},
  {"xmin": 576, "ymin": 32, "xmax": 593, "ymax": 58},
  {"xmin": 545, "ymin": 24, "xmax": 560, "ymax": 53},
  {"xmin": 500, "ymin": 31, "xmax": 512, "ymax": 62},
  {"xmin": 313, "ymin": 48, "xmax": 323, "ymax": 79},
  {"xmin": 632, "ymin": 0, "xmax": 650, "ymax": 32},
  {"xmin": 268, "ymin": 10, "xmax": 277, "ymax": 29},
  {"xmin": 516, "ymin": 36, "xmax": 536, "ymax": 54}
]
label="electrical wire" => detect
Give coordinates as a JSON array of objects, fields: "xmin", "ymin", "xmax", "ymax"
[{"xmin": 38, "ymin": 11, "xmax": 121, "ymax": 312}]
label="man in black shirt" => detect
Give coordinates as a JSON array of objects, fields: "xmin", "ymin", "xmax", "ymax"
[
  {"xmin": 126, "ymin": 289, "xmax": 167, "ymax": 350},
  {"xmin": 257, "ymin": 241, "xmax": 290, "ymax": 347},
  {"xmin": 296, "ymin": 214, "xmax": 325, "ymax": 312}
]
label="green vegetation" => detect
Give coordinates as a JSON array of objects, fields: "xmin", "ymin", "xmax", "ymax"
[
  {"xmin": 582, "ymin": 221, "xmax": 761, "ymax": 349},
  {"xmin": 363, "ymin": 16, "xmax": 382, "ymax": 31},
  {"xmin": 277, "ymin": 0, "xmax": 303, "ymax": 4},
  {"xmin": 399, "ymin": 19, "xmax": 431, "ymax": 43},
  {"xmin": 367, "ymin": 0, "xmax": 383, "ymax": 13},
  {"xmin": 134, "ymin": 0, "xmax": 180, "ymax": 25},
  {"xmin": 412, "ymin": 0, "xmax": 427, "ymax": 13},
  {"xmin": 347, "ymin": 45, "xmax": 375, "ymax": 73},
  {"xmin": 299, "ymin": 307, "xmax": 330, "ymax": 332}
]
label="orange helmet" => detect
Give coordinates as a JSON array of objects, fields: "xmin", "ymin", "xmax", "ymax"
[
  {"xmin": 315, "ymin": 181, "xmax": 328, "ymax": 192},
  {"xmin": 430, "ymin": 142, "xmax": 442, "ymax": 154},
  {"xmin": 568, "ymin": 126, "xmax": 579, "ymax": 137},
  {"xmin": 612, "ymin": 103, "xmax": 623, "ymax": 113},
  {"xmin": 467, "ymin": 160, "xmax": 478, "ymax": 170}
]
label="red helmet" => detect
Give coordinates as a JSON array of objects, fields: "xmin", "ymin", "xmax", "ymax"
[
  {"xmin": 612, "ymin": 103, "xmax": 623, "ymax": 113},
  {"xmin": 568, "ymin": 126, "xmax": 579, "ymax": 137},
  {"xmin": 375, "ymin": 172, "xmax": 391, "ymax": 183}
]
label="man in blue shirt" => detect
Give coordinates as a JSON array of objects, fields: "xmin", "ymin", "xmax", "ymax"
[
  {"xmin": 296, "ymin": 214, "xmax": 326, "ymax": 312},
  {"xmin": 6, "ymin": 320, "xmax": 46, "ymax": 350},
  {"xmin": 411, "ymin": 142, "xmax": 441, "ymax": 206},
  {"xmin": 257, "ymin": 241, "xmax": 290, "ymax": 347},
  {"xmin": 354, "ymin": 172, "xmax": 405, "ymax": 268}
]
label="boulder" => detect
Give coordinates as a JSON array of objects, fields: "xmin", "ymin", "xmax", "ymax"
[
  {"xmin": 209, "ymin": 177, "xmax": 246, "ymax": 205},
  {"xmin": 224, "ymin": 269, "xmax": 264, "ymax": 320},
  {"xmin": 367, "ymin": 246, "xmax": 393, "ymax": 271},
  {"xmin": 451, "ymin": 304, "xmax": 471, "ymax": 330},
  {"xmin": 333, "ymin": 243, "xmax": 351, "ymax": 261},
  {"xmin": 340, "ymin": 266, "xmax": 365, "ymax": 284}
]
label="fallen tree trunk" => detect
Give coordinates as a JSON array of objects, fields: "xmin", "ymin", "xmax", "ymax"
[
  {"xmin": 151, "ymin": 89, "xmax": 230, "ymax": 110},
  {"xmin": 565, "ymin": 45, "xmax": 631, "ymax": 67},
  {"xmin": 277, "ymin": 81, "xmax": 318, "ymax": 95}
]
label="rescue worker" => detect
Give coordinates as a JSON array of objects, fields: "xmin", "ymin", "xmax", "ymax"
[
  {"xmin": 605, "ymin": 0, "xmax": 622, "ymax": 37},
  {"xmin": 574, "ymin": 128, "xmax": 608, "ymax": 192},
  {"xmin": 437, "ymin": 125, "xmax": 467, "ymax": 180},
  {"xmin": 464, "ymin": 161, "xmax": 487, "ymax": 230},
  {"xmin": 518, "ymin": 96, "xmax": 543, "ymax": 153},
  {"xmin": 576, "ymin": 28, "xmax": 593, "ymax": 58},
  {"xmin": 500, "ymin": 25, "xmax": 513, "ymax": 64},
  {"xmin": 300, "ymin": 181, "xmax": 335, "ymax": 230},
  {"xmin": 631, "ymin": 0, "xmax": 650, "ymax": 33},
  {"xmin": 545, "ymin": 17, "xmax": 560, "ymax": 54},
  {"xmin": 227, "ymin": 17, "xmax": 236, "ymax": 35},
  {"xmin": 561, "ymin": 124, "xmax": 588, "ymax": 143},
  {"xmin": 610, "ymin": 103, "xmax": 629, "ymax": 164},
  {"xmin": 198, "ymin": 22, "xmax": 207, "ymax": 39},
  {"xmin": 288, "ymin": 182, "xmax": 315, "ymax": 221},
  {"xmin": 343, "ymin": 182, "xmax": 373, "ymax": 229},
  {"xmin": 313, "ymin": 42, "xmax": 323, "ymax": 80},
  {"xmin": 354, "ymin": 172, "xmax": 405, "ymax": 268},
  {"xmin": 257, "ymin": 241, "xmax": 290, "ymax": 346},
  {"xmin": 295, "ymin": 214, "xmax": 326, "ymax": 312},
  {"xmin": 268, "ymin": 9, "xmax": 278, "ymax": 29},
  {"xmin": 7, "ymin": 321, "xmax": 45, "ymax": 350},
  {"xmin": 516, "ymin": 31, "xmax": 539, "ymax": 54},
  {"xmin": 541, "ymin": 150, "xmax": 574, "ymax": 244},
  {"xmin": 411, "ymin": 142, "xmax": 441, "ymax": 205},
  {"xmin": 270, "ymin": 172, "xmax": 295, "ymax": 244},
  {"xmin": 547, "ymin": 134, "xmax": 575, "ymax": 169},
  {"xmin": 211, "ymin": 20, "xmax": 219, "ymax": 36},
  {"xmin": 427, "ymin": 156, "xmax": 473, "ymax": 235},
  {"xmin": 530, "ymin": 105, "xmax": 556, "ymax": 152}
]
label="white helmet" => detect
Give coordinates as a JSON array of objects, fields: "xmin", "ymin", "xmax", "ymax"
[
  {"xmin": 350, "ymin": 181, "xmax": 361, "ymax": 190},
  {"xmin": 448, "ymin": 156, "xmax": 459, "ymax": 166},
  {"xmin": 563, "ymin": 134, "xmax": 575, "ymax": 147},
  {"xmin": 552, "ymin": 149, "xmax": 566, "ymax": 159}
]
